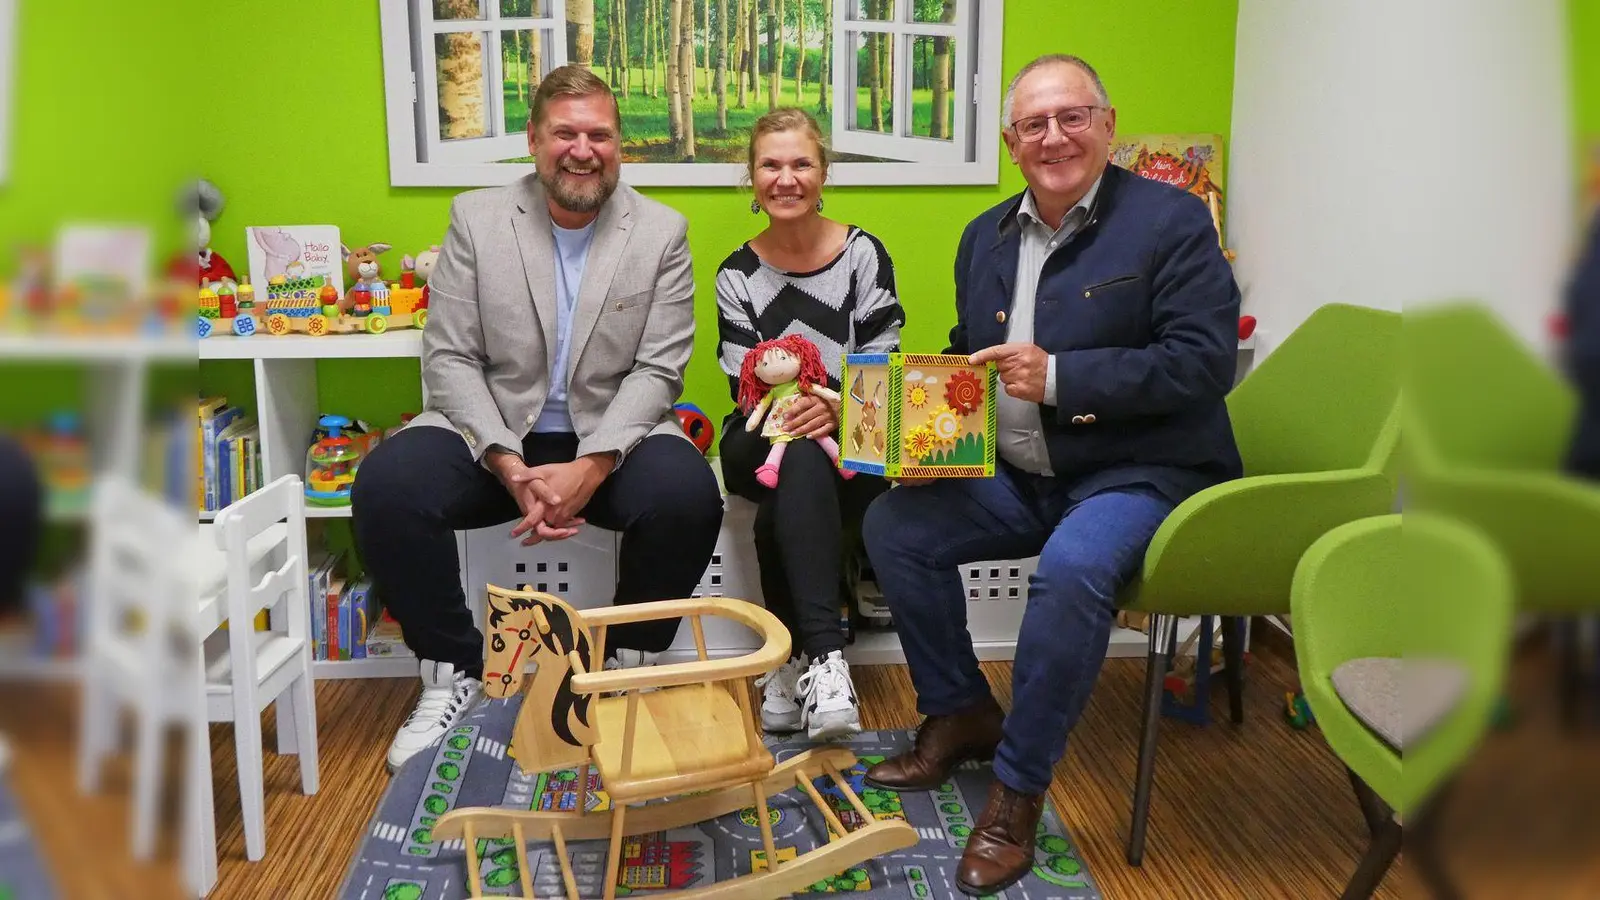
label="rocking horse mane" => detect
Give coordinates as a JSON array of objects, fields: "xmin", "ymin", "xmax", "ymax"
[{"xmin": 485, "ymin": 587, "xmax": 594, "ymax": 753}]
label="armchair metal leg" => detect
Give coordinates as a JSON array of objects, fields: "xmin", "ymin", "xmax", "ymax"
[
  {"xmin": 1127, "ymin": 614, "xmax": 1176, "ymax": 866},
  {"xmin": 1555, "ymin": 618, "xmax": 1583, "ymax": 728},
  {"xmin": 1222, "ymin": 616, "xmax": 1246, "ymax": 725},
  {"xmin": 1346, "ymin": 766, "xmax": 1390, "ymax": 836},
  {"xmin": 1340, "ymin": 768, "xmax": 1402, "ymax": 900},
  {"xmin": 1339, "ymin": 818, "xmax": 1402, "ymax": 900}
]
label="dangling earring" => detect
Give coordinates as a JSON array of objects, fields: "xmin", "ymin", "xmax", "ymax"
[
  {"xmin": 750, "ymin": 199, "xmax": 762, "ymax": 215},
  {"xmin": 815, "ymin": 197, "xmax": 825, "ymax": 213}
]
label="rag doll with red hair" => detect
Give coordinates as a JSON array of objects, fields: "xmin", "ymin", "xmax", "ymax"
[{"xmin": 737, "ymin": 334, "xmax": 854, "ymax": 488}]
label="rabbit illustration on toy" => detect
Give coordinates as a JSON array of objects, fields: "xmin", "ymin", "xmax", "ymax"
[
  {"xmin": 848, "ymin": 370, "xmax": 886, "ymax": 456},
  {"xmin": 738, "ymin": 335, "xmax": 854, "ymax": 489}
]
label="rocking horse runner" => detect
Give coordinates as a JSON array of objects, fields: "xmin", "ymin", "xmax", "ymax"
[{"xmin": 434, "ymin": 585, "xmax": 918, "ymax": 900}]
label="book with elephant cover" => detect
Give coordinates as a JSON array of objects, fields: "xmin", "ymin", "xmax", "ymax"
[{"xmin": 245, "ymin": 225, "xmax": 344, "ymax": 305}]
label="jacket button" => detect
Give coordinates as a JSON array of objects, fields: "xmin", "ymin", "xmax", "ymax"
[
  {"xmin": 996, "ymin": 310, "xmax": 1006, "ymax": 324},
  {"xmin": 525, "ymin": 414, "xmax": 535, "ymax": 425},
  {"xmin": 1071, "ymin": 415, "xmax": 1085, "ymax": 425},
  {"xmin": 1084, "ymin": 290, "xmax": 1091, "ymax": 298},
  {"xmin": 1083, "ymin": 414, "xmax": 1096, "ymax": 424}
]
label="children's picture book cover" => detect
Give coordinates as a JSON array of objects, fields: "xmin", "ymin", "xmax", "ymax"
[
  {"xmin": 245, "ymin": 225, "xmax": 344, "ymax": 301},
  {"xmin": 840, "ymin": 353, "xmax": 997, "ymax": 479},
  {"xmin": 1110, "ymin": 134, "xmax": 1226, "ymax": 238}
]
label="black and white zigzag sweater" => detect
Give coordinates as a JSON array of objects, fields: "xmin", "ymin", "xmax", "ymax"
[{"xmin": 715, "ymin": 225, "xmax": 905, "ymax": 404}]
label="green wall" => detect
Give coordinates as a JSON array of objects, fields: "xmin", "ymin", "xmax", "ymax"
[
  {"xmin": 0, "ymin": 1, "xmax": 1239, "ymax": 435},
  {"xmin": 0, "ymin": 0, "xmax": 192, "ymax": 258},
  {"xmin": 190, "ymin": 0, "xmax": 1239, "ymax": 433},
  {"xmin": 1575, "ymin": 0, "xmax": 1599, "ymax": 198},
  {"xmin": 0, "ymin": 0, "xmax": 195, "ymax": 428}
]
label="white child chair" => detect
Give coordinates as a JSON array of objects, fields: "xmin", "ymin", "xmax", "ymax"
[
  {"xmin": 80, "ymin": 473, "xmax": 320, "ymax": 891},
  {"xmin": 199, "ymin": 473, "xmax": 319, "ymax": 863},
  {"xmin": 77, "ymin": 476, "xmax": 217, "ymax": 895}
]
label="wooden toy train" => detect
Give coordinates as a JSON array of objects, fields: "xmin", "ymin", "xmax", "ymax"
[{"xmin": 197, "ymin": 273, "xmax": 429, "ymax": 339}]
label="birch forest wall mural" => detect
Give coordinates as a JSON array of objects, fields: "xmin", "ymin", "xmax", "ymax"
[{"xmin": 424, "ymin": 0, "xmax": 965, "ymax": 166}]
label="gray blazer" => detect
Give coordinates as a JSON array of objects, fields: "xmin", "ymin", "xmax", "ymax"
[{"xmin": 410, "ymin": 175, "xmax": 696, "ymax": 466}]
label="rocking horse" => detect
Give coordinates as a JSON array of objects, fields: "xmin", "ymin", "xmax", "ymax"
[{"xmin": 433, "ymin": 585, "xmax": 918, "ymax": 900}]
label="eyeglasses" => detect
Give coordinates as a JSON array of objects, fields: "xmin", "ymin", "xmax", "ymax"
[{"xmin": 1009, "ymin": 106, "xmax": 1106, "ymax": 142}]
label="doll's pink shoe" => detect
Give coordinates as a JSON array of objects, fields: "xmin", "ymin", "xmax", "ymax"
[{"xmin": 755, "ymin": 463, "xmax": 781, "ymax": 488}]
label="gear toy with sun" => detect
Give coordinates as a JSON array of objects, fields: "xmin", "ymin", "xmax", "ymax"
[{"xmin": 840, "ymin": 353, "xmax": 999, "ymax": 478}]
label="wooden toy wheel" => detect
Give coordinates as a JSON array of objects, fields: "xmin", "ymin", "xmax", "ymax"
[
  {"xmin": 365, "ymin": 314, "xmax": 388, "ymax": 335},
  {"xmin": 233, "ymin": 314, "xmax": 258, "ymax": 337},
  {"xmin": 266, "ymin": 313, "xmax": 291, "ymax": 335},
  {"xmin": 414, "ymin": 308, "xmax": 429, "ymax": 330},
  {"xmin": 196, "ymin": 315, "xmax": 213, "ymax": 339},
  {"xmin": 307, "ymin": 314, "xmax": 329, "ymax": 337}
]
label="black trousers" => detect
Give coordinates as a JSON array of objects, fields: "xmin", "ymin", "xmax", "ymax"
[
  {"xmin": 351, "ymin": 425, "xmax": 723, "ymax": 678},
  {"xmin": 0, "ymin": 436, "xmax": 41, "ymax": 616},
  {"xmin": 719, "ymin": 414, "xmax": 887, "ymax": 660}
]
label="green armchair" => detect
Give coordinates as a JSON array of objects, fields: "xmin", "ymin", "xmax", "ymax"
[
  {"xmin": 1291, "ymin": 513, "xmax": 1513, "ymax": 898},
  {"xmin": 1405, "ymin": 302, "xmax": 1600, "ymax": 715},
  {"xmin": 1120, "ymin": 302, "xmax": 1403, "ymax": 865}
]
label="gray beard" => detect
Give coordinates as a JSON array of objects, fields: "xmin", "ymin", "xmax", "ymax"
[{"xmin": 541, "ymin": 166, "xmax": 618, "ymax": 214}]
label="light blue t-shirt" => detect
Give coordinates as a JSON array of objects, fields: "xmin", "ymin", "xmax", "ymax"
[{"xmin": 533, "ymin": 220, "xmax": 597, "ymax": 433}]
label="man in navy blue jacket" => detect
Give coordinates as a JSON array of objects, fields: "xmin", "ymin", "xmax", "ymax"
[
  {"xmin": 861, "ymin": 54, "xmax": 1243, "ymax": 895},
  {"xmin": 1565, "ymin": 212, "xmax": 1600, "ymax": 479}
]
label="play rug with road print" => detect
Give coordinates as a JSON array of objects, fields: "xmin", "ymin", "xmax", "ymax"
[
  {"xmin": 1, "ymin": 765, "xmax": 58, "ymax": 900},
  {"xmin": 339, "ymin": 694, "xmax": 1101, "ymax": 900}
]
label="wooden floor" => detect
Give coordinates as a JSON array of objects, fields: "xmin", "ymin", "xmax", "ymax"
[{"xmin": 3, "ymin": 629, "xmax": 1595, "ymax": 899}]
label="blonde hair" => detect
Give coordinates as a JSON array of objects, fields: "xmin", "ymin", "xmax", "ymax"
[
  {"xmin": 745, "ymin": 108, "xmax": 830, "ymax": 185},
  {"xmin": 530, "ymin": 64, "xmax": 621, "ymax": 131}
]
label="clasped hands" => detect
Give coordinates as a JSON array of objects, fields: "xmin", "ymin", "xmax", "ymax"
[{"xmin": 488, "ymin": 451, "xmax": 614, "ymax": 546}]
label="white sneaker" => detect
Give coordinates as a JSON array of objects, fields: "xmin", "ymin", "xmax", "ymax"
[
  {"xmin": 603, "ymin": 648, "xmax": 661, "ymax": 694},
  {"xmin": 604, "ymin": 648, "xmax": 661, "ymax": 670},
  {"xmin": 796, "ymin": 650, "xmax": 862, "ymax": 741},
  {"xmin": 386, "ymin": 660, "xmax": 483, "ymax": 774},
  {"xmin": 755, "ymin": 657, "xmax": 807, "ymax": 733}
]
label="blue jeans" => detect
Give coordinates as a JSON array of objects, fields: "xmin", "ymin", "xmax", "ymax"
[{"xmin": 863, "ymin": 466, "xmax": 1175, "ymax": 795}]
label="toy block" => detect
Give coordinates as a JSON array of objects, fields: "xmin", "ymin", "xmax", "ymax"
[{"xmin": 839, "ymin": 353, "xmax": 997, "ymax": 479}]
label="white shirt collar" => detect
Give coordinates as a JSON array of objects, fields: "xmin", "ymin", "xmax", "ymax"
[{"xmin": 1019, "ymin": 173, "xmax": 1103, "ymax": 232}]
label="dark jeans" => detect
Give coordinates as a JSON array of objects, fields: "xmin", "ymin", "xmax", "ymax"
[
  {"xmin": 0, "ymin": 436, "xmax": 42, "ymax": 616},
  {"xmin": 351, "ymin": 425, "xmax": 723, "ymax": 678},
  {"xmin": 863, "ymin": 465, "xmax": 1175, "ymax": 795},
  {"xmin": 720, "ymin": 414, "xmax": 887, "ymax": 661}
]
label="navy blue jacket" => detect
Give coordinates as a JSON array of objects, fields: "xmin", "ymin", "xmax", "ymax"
[
  {"xmin": 948, "ymin": 163, "xmax": 1243, "ymax": 504},
  {"xmin": 1565, "ymin": 213, "xmax": 1600, "ymax": 478}
]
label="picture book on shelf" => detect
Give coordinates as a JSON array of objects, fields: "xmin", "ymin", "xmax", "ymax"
[
  {"xmin": 245, "ymin": 224, "xmax": 344, "ymax": 301},
  {"xmin": 1110, "ymin": 134, "xmax": 1226, "ymax": 238}
]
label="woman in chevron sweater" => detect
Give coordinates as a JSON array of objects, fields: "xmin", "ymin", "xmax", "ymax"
[{"xmin": 715, "ymin": 108, "xmax": 906, "ymax": 742}]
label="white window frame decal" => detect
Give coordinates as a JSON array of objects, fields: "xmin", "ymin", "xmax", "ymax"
[
  {"xmin": 380, "ymin": 0, "xmax": 1002, "ymax": 187},
  {"xmin": 830, "ymin": 0, "xmax": 971, "ymax": 167}
]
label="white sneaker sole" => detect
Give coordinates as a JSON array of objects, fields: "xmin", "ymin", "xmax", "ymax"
[
  {"xmin": 805, "ymin": 710, "xmax": 863, "ymax": 742},
  {"xmin": 386, "ymin": 743, "xmax": 429, "ymax": 775},
  {"xmin": 762, "ymin": 707, "xmax": 803, "ymax": 734}
]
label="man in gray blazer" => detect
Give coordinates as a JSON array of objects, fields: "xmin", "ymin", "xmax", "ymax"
[{"xmin": 353, "ymin": 66, "xmax": 723, "ymax": 773}]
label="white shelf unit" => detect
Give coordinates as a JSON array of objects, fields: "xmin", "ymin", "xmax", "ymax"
[
  {"xmin": 0, "ymin": 335, "xmax": 192, "ymax": 683},
  {"xmin": 187, "ymin": 334, "xmax": 1209, "ymax": 680},
  {"xmin": 198, "ymin": 330, "xmax": 422, "ymax": 361}
]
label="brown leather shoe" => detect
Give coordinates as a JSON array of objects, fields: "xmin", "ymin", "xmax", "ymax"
[
  {"xmin": 863, "ymin": 694, "xmax": 1004, "ymax": 792},
  {"xmin": 955, "ymin": 780, "xmax": 1046, "ymax": 896}
]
